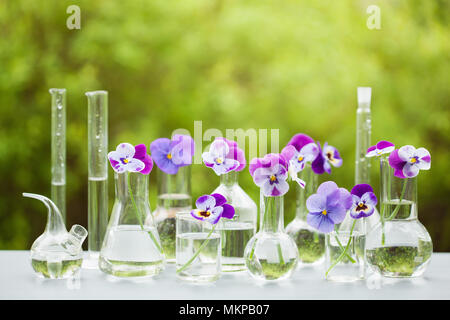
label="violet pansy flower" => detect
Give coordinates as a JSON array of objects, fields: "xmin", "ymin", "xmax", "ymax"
[
  {"xmin": 306, "ymin": 181, "xmax": 352, "ymax": 233},
  {"xmin": 366, "ymin": 140, "xmax": 395, "ymax": 157},
  {"xmin": 249, "ymin": 153, "xmax": 289, "ymax": 197},
  {"xmin": 190, "ymin": 193, "xmax": 235, "ymax": 225},
  {"xmin": 388, "ymin": 145, "xmax": 431, "ymax": 178},
  {"xmin": 311, "ymin": 142, "xmax": 343, "ymax": 175},
  {"xmin": 108, "ymin": 143, "xmax": 153, "ymax": 174},
  {"xmin": 150, "ymin": 134, "xmax": 195, "ymax": 175},
  {"xmin": 349, "ymin": 184, "xmax": 377, "ymax": 219},
  {"xmin": 202, "ymin": 138, "xmax": 242, "ymax": 175}
]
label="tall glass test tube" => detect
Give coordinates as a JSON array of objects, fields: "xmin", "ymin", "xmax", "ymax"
[
  {"xmin": 50, "ymin": 88, "xmax": 66, "ymax": 222},
  {"xmin": 85, "ymin": 91, "xmax": 109, "ymax": 268}
]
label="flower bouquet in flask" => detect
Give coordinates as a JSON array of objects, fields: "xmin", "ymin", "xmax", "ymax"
[
  {"xmin": 282, "ymin": 133, "xmax": 343, "ymax": 267},
  {"xmin": 243, "ymin": 153, "xmax": 299, "ymax": 281},
  {"xmin": 201, "ymin": 137, "xmax": 257, "ymax": 272},
  {"xmin": 150, "ymin": 135, "xmax": 195, "ymax": 263},
  {"xmin": 365, "ymin": 142, "xmax": 432, "ymax": 277}
]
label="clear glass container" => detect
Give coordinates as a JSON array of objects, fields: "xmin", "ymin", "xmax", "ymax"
[
  {"xmin": 24, "ymin": 193, "xmax": 88, "ymax": 279},
  {"xmin": 153, "ymin": 166, "xmax": 192, "ymax": 263},
  {"xmin": 99, "ymin": 172, "xmax": 165, "ymax": 277},
  {"xmin": 176, "ymin": 212, "xmax": 221, "ymax": 282},
  {"xmin": 212, "ymin": 171, "xmax": 257, "ymax": 272},
  {"xmin": 285, "ymin": 166, "xmax": 325, "ymax": 266},
  {"xmin": 365, "ymin": 157, "xmax": 432, "ymax": 277},
  {"xmin": 85, "ymin": 91, "xmax": 109, "ymax": 269},
  {"xmin": 325, "ymin": 215, "xmax": 366, "ymax": 282},
  {"xmin": 50, "ymin": 88, "xmax": 66, "ymax": 222},
  {"xmin": 244, "ymin": 195, "xmax": 298, "ymax": 281}
]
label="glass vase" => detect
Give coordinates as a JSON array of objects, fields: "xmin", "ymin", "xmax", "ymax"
[
  {"xmin": 153, "ymin": 166, "xmax": 192, "ymax": 263},
  {"xmin": 212, "ymin": 171, "xmax": 257, "ymax": 272},
  {"xmin": 365, "ymin": 157, "xmax": 432, "ymax": 277},
  {"xmin": 99, "ymin": 172, "xmax": 165, "ymax": 277},
  {"xmin": 325, "ymin": 215, "xmax": 366, "ymax": 282},
  {"xmin": 244, "ymin": 195, "xmax": 298, "ymax": 281},
  {"xmin": 176, "ymin": 212, "xmax": 221, "ymax": 282},
  {"xmin": 285, "ymin": 166, "xmax": 325, "ymax": 266}
]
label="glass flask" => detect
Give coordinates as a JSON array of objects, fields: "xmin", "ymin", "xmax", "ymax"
[
  {"xmin": 212, "ymin": 171, "xmax": 257, "ymax": 272},
  {"xmin": 99, "ymin": 172, "xmax": 165, "ymax": 277},
  {"xmin": 244, "ymin": 195, "xmax": 298, "ymax": 281},
  {"xmin": 50, "ymin": 88, "xmax": 66, "ymax": 222},
  {"xmin": 325, "ymin": 214, "xmax": 366, "ymax": 282},
  {"xmin": 85, "ymin": 90, "xmax": 109, "ymax": 269},
  {"xmin": 285, "ymin": 166, "xmax": 325, "ymax": 266},
  {"xmin": 355, "ymin": 86, "xmax": 380, "ymax": 232},
  {"xmin": 176, "ymin": 212, "xmax": 221, "ymax": 282},
  {"xmin": 24, "ymin": 193, "xmax": 88, "ymax": 279},
  {"xmin": 153, "ymin": 166, "xmax": 192, "ymax": 263},
  {"xmin": 365, "ymin": 157, "xmax": 432, "ymax": 277}
]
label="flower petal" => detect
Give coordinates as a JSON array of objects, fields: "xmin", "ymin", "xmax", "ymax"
[
  {"xmin": 366, "ymin": 145, "xmax": 377, "ymax": 157},
  {"xmin": 116, "ymin": 143, "xmax": 135, "ymax": 158},
  {"xmin": 272, "ymin": 179, "xmax": 289, "ymax": 197},
  {"xmin": 376, "ymin": 140, "xmax": 395, "ymax": 153},
  {"xmin": 195, "ymin": 195, "xmax": 216, "ymax": 211},
  {"xmin": 125, "ymin": 158, "xmax": 145, "ymax": 172},
  {"xmin": 351, "ymin": 183, "xmax": 374, "ymax": 198},
  {"xmin": 317, "ymin": 181, "xmax": 339, "ymax": 197},
  {"xmin": 402, "ymin": 163, "xmax": 419, "ymax": 178},
  {"xmin": 252, "ymin": 167, "xmax": 272, "ymax": 187},
  {"xmin": 206, "ymin": 206, "xmax": 224, "ymax": 224},
  {"xmin": 361, "ymin": 191, "xmax": 377, "ymax": 207},
  {"xmin": 398, "ymin": 145, "xmax": 416, "ymax": 162},
  {"xmin": 338, "ymin": 188, "xmax": 353, "ymax": 210},
  {"xmin": 220, "ymin": 204, "xmax": 235, "ymax": 220},
  {"xmin": 301, "ymin": 143, "xmax": 320, "ymax": 162},
  {"xmin": 281, "ymin": 145, "xmax": 297, "ymax": 163},
  {"xmin": 170, "ymin": 135, "xmax": 195, "ymax": 166},
  {"xmin": 388, "ymin": 149, "xmax": 407, "ymax": 172},
  {"xmin": 306, "ymin": 194, "xmax": 327, "ymax": 212},
  {"xmin": 307, "ymin": 213, "xmax": 335, "ymax": 233},
  {"xmin": 287, "ymin": 133, "xmax": 315, "ymax": 152},
  {"xmin": 326, "ymin": 203, "xmax": 347, "ymax": 225},
  {"xmin": 211, "ymin": 193, "xmax": 227, "ymax": 207},
  {"xmin": 212, "ymin": 159, "xmax": 239, "ymax": 175}
]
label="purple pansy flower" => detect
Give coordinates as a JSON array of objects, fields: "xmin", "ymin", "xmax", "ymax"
[
  {"xmin": 311, "ymin": 142, "xmax": 343, "ymax": 175},
  {"xmin": 202, "ymin": 139, "xmax": 241, "ymax": 175},
  {"xmin": 349, "ymin": 184, "xmax": 377, "ymax": 219},
  {"xmin": 281, "ymin": 133, "xmax": 319, "ymax": 173},
  {"xmin": 388, "ymin": 145, "xmax": 431, "ymax": 178},
  {"xmin": 249, "ymin": 153, "xmax": 290, "ymax": 197},
  {"xmin": 366, "ymin": 140, "xmax": 395, "ymax": 157},
  {"xmin": 215, "ymin": 137, "xmax": 246, "ymax": 171},
  {"xmin": 108, "ymin": 143, "xmax": 153, "ymax": 174},
  {"xmin": 150, "ymin": 134, "xmax": 195, "ymax": 175},
  {"xmin": 190, "ymin": 193, "xmax": 235, "ymax": 224},
  {"xmin": 306, "ymin": 181, "xmax": 352, "ymax": 233}
]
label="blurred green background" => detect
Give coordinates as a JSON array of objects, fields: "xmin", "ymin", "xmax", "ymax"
[{"xmin": 0, "ymin": 0, "xmax": 449, "ymax": 250}]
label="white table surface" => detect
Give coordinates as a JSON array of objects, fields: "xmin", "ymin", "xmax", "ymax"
[{"xmin": 0, "ymin": 250, "xmax": 449, "ymax": 300}]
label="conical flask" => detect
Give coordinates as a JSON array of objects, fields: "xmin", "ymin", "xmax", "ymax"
[
  {"xmin": 99, "ymin": 172, "xmax": 165, "ymax": 277},
  {"xmin": 24, "ymin": 193, "xmax": 88, "ymax": 279}
]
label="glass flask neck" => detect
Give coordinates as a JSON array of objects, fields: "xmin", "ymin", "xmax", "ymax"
[
  {"xmin": 261, "ymin": 195, "xmax": 284, "ymax": 233},
  {"xmin": 355, "ymin": 87, "xmax": 372, "ymax": 185},
  {"xmin": 115, "ymin": 171, "xmax": 149, "ymax": 202},
  {"xmin": 295, "ymin": 166, "xmax": 317, "ymax": 220},
  {"xmin": 380, "ymin": 157, "xmax": 418, "ymax": 220},
  {"xmin": 220, "ymin": 171, "xmax": 239, "ymax": 187},
  {"xmin": 157, "ymin": 166, "xmax": 191, "ymax": 196}
]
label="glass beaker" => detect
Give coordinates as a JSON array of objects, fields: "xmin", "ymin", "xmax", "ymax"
[
  {"xmin": 24, "ymin": 193, "xmax": 88, "ymax": 279},
  {"xmin": 99, "ymin": 172, "xmax": 164, "ymax": 277},
  {"xmin": 153, "ymin": 166, "xmax": 192, "ymax": 263},
  {"xmin": 285, "ymin": 166, "xmax": 325, "ymax": 266},
  {"xmin": 176, "ymin": 211, "xmax": 221, "ymax": 282},
  {"xmin": 212, "ymin": 171, "xmax": 257, "ymax": 272},
  {"xmin": 244, "ymin": 195, "xmax": 298, "ymax": 281},
  {"xmin": 365, "ymin": 157, "xmax": 432, "ymax": 277}
]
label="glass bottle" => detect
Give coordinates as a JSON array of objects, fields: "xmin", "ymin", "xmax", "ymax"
[
  {"xmin": 365, "ymin": 157, "xmax": 432, "ymax": 277},
  {"xmin": 212, "ymin": 171, "xmax": 257, "ymax": 272},
  {"xmin": 50, "ymin": 88, "xmax": 66, "ymax": 222},
  {"xmin": 153, "ymin": 166, "xmax": 192, "ymax": 263},
  {"xmin": 285, "ymin": 166, "xmax": 325, "ymax": 266},
  {"xmin": 325, "ymin": 214, "xmax": 366, "ymax": 282},
  {"xmin": 85, "ymin": 91, "xmax": 109, "ymax": 269},
  {"xmin": 99, "ymin": 172, "xmax": 165, "ymax": 277},
  {"xmin": 24, "ymin": 193, "xmax": 88, "ymax": 279},
  {"xmin": 355, "ymin": 87, "xmax": 380, "ymax": 232},
  {"xmin": 244, "ymin": 195, "xmax": 298, "ymax": 281}
]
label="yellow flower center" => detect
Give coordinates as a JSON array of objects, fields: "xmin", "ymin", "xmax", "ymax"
[
  {"xmin": 167, "ymin": 153, "xmax": 172, "ymax": 160},
  {"xmin": 216, "ymin": 157, "xmax": 223, "ymax": 164},
  {"xmin": 270, "ymin": 175, "xmax": 277, "ymax": 182},
  {"xmin": 322, "ymin": 210, "xmax": 327, "ymax": 215},
  {"xmin": 199, "ymin": 210, "xmax": 211, "ymax": 218},
  {"xmin": 298, "ymin": 156, "xmax": 304, "ymax": 162},
  {"xmin": 358, "ymin": 203, "xmax": 364, "ymax": 208},
  {"xmin": 410, "ymin": 158, "xmax": 417, "ymax": 163},
  {"xmin": 123, "ymin": 159, "xmax": 129, "ymax": 164}
]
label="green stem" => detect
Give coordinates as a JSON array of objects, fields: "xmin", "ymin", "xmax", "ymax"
[
  {"xmin": 177, "ymin": 224, "xmax": 216, "ymax": 274},
  {"xmin": 385, "ymin": 179, "xmax": 408, "ymax": 221},
  {"xmin": 326, "ymin": 220, "xmax": 357, "ymax": 278},
  {"xmin": 333, "ymin": 225, "xmax": 355, "ymax": 263},
  {"xmin": 128, "ymin": 173, "xmax": 163, "ymax": 254}
]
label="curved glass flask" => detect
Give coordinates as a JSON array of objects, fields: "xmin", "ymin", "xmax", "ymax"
[
  {"xmin": 99, "ymin": 172, "xmax": 164, "ymax": 277},
  {"xmin": 244, "ymin": 195, "xmax": 298, "ymax": 281},
  {"xmin": 365, "ymin": 157, "xmax": 432, "ymax": 277},
  {"xmin": 24, "ymin": 193, "xmax": 88, "ymax": 279},
  {"xmin": 285, "ymin": 166, "xmax": 325, "ymax": 266},
  {"xmin": 212, "ymin": 171, "xmax": 257, "ymax": 272},
  {"xmin": 153, "ymin": 166, "xmax": 192, "ymax": 263}
]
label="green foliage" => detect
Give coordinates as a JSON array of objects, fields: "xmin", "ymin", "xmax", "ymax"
[{"xmin": 0, "ymin": 1, "xmax": 449, "ymax": 250}]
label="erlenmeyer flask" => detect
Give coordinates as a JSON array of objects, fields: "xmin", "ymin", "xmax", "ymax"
[
  {"xmin": 24, "ymin": 193, "xmax": 88, "ymax": 279},
  {"xmin": 99, "ymin": 171, "xmax": 165, "ymax": 277}
]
